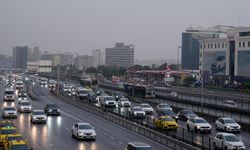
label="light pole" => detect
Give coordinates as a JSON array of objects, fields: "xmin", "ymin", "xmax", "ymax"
[
  {"xmin": 177, "ymin": 46, "xmax": 181, "ymax": 86},
  {"xmin": 201, "ymin": 45, "xmax": 205, "ymax": 113},
  {"xmin": 57, "ymin": 65, "xmax": 60, "ymax": 94}
]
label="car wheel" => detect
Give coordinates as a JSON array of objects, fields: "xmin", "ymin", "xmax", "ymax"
[
  {"xmin": 224, "ymin": 146, "xmax": 228, "ymax": 150},
  {"xmin": 72, "ymin": 131, "xmax": 75, "ymax": 138},
  {"xmin": 92, "ymin": 138, "xmax": 96, "ymax": 141},
  {"xmin": 224, "ymin": 127, "xmax": 227, "ymax": 131},
  {"xmin": 186, "ymin": 124, "xmax": 190, "ymax": 131},
  {"xmin": 194, "ymin": 127, "xmax": 198, "ymax": 133},
  {"xmin": 213, "ymin": 142, "xmax": 217, "ymax": 150},
  {"xmin": 215, "ymin": 124, "xmax": 218, "ymax": 130}
]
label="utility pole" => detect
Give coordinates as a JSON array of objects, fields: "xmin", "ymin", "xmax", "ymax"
[
  {"xmin": 177, "ymin": 46, "xmax": 181, "ymax": 86},
  {"xmin": 57, "ymin": 65, "xmax": 60, "ymax": 94},
  {"xmin": 201, "ymin": 45, "xmax": 204, "ymax": 113}
]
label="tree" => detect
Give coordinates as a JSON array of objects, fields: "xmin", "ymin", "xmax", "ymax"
[
  {"xmin": 183, "ymin": 76, "xmax": 196, "ymax": 86},
  {"xmin": 158, "ymin": 62, "xmax": 168, "ymax": 70}
]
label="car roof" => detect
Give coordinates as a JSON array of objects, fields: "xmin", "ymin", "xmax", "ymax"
[
  {"xmin": 219, "ymin": 117, "xmax": 234, "ymax": 120},
  {"xmin": 77, "ymin": 122, "xmax": 91, "ymax": 125},
  {"xmin": 216, "ymin": 132, "xmax": 235, "ymax": 136},
  {"xmin": 10, "ymin": 140, "xmax": 27, "ymax": 145},
  {"xmin": 32, "ymin": 110, "xmax": 44, "ymax": 112},
  {"xmin": 140, "ymin": 103, "xmax": 150, "ymax": 105},
  {"xmin": 128, "ymin": 142, "xmax": 151, "ymax": 147}
]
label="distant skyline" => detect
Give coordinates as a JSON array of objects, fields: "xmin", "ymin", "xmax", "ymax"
[{"xmin": 0, "ymin": 0, "xmax": 250, "ymax": 60}]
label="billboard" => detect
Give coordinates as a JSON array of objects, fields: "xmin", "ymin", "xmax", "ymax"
[
  {"xmin": 203, "ymin": 51, "xmax": 226, "ymax": 75},
  {"xmin": 238, "ymin": 51, "xmax": 250, "ymax": 77}
]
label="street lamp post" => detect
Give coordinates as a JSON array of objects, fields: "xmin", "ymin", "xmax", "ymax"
[
  {"xmin": 177, "ymin": 46, "xmax": 181, "ymax": 86},
  {"xmin": 201, "ymin": 45, "xmax": 205, "ymax": 113}
]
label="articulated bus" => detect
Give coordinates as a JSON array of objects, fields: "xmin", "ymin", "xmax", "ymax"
[{"xmin": 124, "ymin": 83, "xmax": 155, "ymax": 98}]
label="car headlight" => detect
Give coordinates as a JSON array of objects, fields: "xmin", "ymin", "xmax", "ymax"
[
  {"xmin": 49, "ymin": 109, "xmax": 52, "ymax": 112},
  {"xmin": 21, "ymin": 106, "xmax": 24, "ymax": 109},
  {"xmin": 92, "ymin": 131, "xmax": 96, "ymax": 136},
  {"xmin": 226, "ymin": 125, "xmax": 231, "ymax": 129},
  {"xmin": 197, "ymin": 125, "xmax": 201, "ymax": 129},
  {"xmin": 238, "ymin": 125, "xmax": 241, "ymax": 129},
  {"xmin": 33, "ymin": 116, "xmax": 37, "ymax": 119},
  {"xmin": 57, "ymin": 109, "xmax": 60, "ymax": 112}
]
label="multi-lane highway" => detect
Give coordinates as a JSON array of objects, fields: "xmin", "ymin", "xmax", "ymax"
[{"xmin": 0, "ymin": 82, "xmax": 169, "ymax": 150}]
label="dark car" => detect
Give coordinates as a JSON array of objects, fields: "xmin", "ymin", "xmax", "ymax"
[
  {"xmin": 18, "ymin": 89, "xmax": 27, "ymax": 98},
  {"xmin": 94, "ymin": 88, "xmax": 105, "ymax": 96},
  {"xmin": 44, "ymin": 104, "xmax": 60, "ymax": 115},
  {"xmin": 113, "ymin": 92, "xmax": 125, "ymax": 101},
  {"xmin": 177, "ymin": 110, "xmax": 197, "ymax": 121},
  {"xmin": 157, "ymin": 109, "xmax": 178, "ymax": 121},
  {"xmin": 88, "ymin": 92, "xmax": 98, "ymax": 103}
]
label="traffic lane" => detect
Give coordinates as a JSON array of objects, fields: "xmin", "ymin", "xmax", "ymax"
[
  {"xmin": 1, "ymin": 88, "xmax": 99, "ymax": 150},
  {"xmin": 107, "ymin": 96, "xmax": 250, "ymax": 149},
  {"xmin": 34, "ymin": 85, "xmax": 169, "ymax": 150}
]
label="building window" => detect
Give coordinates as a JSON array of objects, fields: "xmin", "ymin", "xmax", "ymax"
[
  {"xmin": 222, "ymin": 43, "xmax": 224, "ymax": 48},
  {"xmin": 225, "ymin": 43, "xmax": 227, "ymax": 48},
  {"xmin": 204, "ymin": 44, "xmax": 206, "ymax": 49},
  {"xmin": 200, "ymin": 44, "xmax": 202, "ymax": 49},
  {"xmin": 218, "ymin": 43, "xmax": 220, "ymax": 48},
  {"xmin": 239, "ymin": 42, "xmax": 241, "ymax": 47},
  {"xmin": 215, "ymin": 43, "xmax": 217, "ymax": 48},
  {"xmin": 211, "ymin": 44, "xmax": 213, "ymax": 49},
  {"xmin": 243, "ymin": 42, "xmax": 245, "ymax": 47},
  {"xmin": 208, "ymin": 44, "xmax": 210, "ymax": 49},
  {"xmin": 248, "ymin": 42, "xmax": 250, "ymax": 47}
]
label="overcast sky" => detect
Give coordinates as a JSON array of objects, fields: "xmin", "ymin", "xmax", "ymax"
[{"xmin": 0, "ymin": 0, "xmax": 249, "ymax": 60}]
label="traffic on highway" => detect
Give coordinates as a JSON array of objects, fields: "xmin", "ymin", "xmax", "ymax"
[{"xmin": 0, "ymin": 73, "xmax": 170, "ymax": 150}]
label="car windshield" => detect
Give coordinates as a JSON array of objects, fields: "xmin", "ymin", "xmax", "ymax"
[
  {"xmin": 160, "ymin": 104, "xmax": 170, "ymax": 108},
  {"xmin": 225, "ymin": 135, "xmax": 240, "ymax": 142},
  {"xmin": 10, "ymin": 144, "xmax": 30, "ymax": 150},
  {"xmin": 21, "ymin": 102, "xmax": 30, "ymax": 106},
  {"xmin": 121, "ymin": 98, "xmax": 129, "ymax": 101},
  {"xmin": 5, "ymin": 108, "xmax": 16, "ymax": 111},
  {"xmin": 7, "ymin": 136, "xmax": 23, "ymax": 141},
  {"xmin": 195, "ymin": 119, "xmax": 207, "ymax": 123},
  {"xmin": 79, "ymin": 124, "xmax": 93, "ymax": 130},
  {"xmin": 184, "ymin": 110, "xmax": 195, "ymax": 115},
  {"xmin": 1, "ymin": 129, "xmax": 17, "ymax": 134},
  {"xmin": 33, "ymin": 111, "xmax": 45, "ymax": 115},
  {"xmin": 47, "ymin": 104, "xmax": 58, "ymax": 108},
  {"xmin": 161, "ymin": 117, "xmax": 175, "ymax": 122},
  {"xmin": 115, "ymin": 93, "xmax": 123, "ymax": 97},
  {"xmin": 79, "ymin": 91, "xmax": 88, "ymax": 94},
  {"xmin": 159, "ymin": 110, "xmax": 175, "ymax": 116},
  {"xmin": 105, "ymin": 97, "xmax": 115, "ymax": 101},
  {"xmin": 224, "ymin": 119, "xmax": 236, "ymax": 123},
  {"xmin": 133, "ymin": 108, "xmax": 143, "ymax": 111},
  {"xmin": 132, "ymin": 147, "xmax": 152, "ymax": 150},
  {"xmin": 5, "ymin": 91, "xmax": 14, "ymax": 94},
  {"xmin": 142, "ymin": 105, "xmax": 151, "ymax": 108}
]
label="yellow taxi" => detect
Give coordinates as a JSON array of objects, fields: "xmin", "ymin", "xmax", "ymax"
[
  {"xmin": 154, "ymin": 116, "xmax": 179, "ymax": 130},
  {"xmin": 0, "ymin": 126, "xmax": 18, "ymax": 146},
  {"xmin": 0, "ymin": 120, "xmax": 14, "ymax": 129},
  {"xmin": 3, "ymin": 133, "xmax": 23, "ymax": 150},
  {"xmin": 5, "ymin": 140, "xmax": 31, "ymax": 150}
]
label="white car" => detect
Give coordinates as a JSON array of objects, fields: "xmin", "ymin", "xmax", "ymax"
[
  {"xmin": 213, "ymin": 133, "xmax": 245, "ymax": 150},
  {"xmin": 223, "ymin": 100, "xmax": 237, "ymax": 108},
  {"xmin": 118, "ymin": 98, "xmax": 131, "ymax": 107},
  {"xmin": 186, "ymin": 117, "xmax": 212, "ymax": 133},
  {"xmin": 128, "ymin": 107, "xmax": 146, "ymax": 119},
  {"xmin": 30, "ymin": 110, "xmax": 47, "ymax": 124},
  {"xmin": 100, "ymin": 96, "xmax": 116, "ymax": 107},
  {"xmin": 215, "ymin": 118, "xmax": 241, "ymax": 132},
  {"xmin": 72, "ymin": 122, "xmax": 96, "ymax": 140},
  {"xmin": 2, "ymin": 106, "xmax": 17, "ymax": 118},
  {"xmin": 17, "ymin": 100, "xmax": 32, "ymax": 113},
  {"xmin": 156, "ymin": 103, "xmax": 172, "ymax": 112},
  {"xmin": 138, "ymin": 103, "xmax": 154, "ymax": 114}
]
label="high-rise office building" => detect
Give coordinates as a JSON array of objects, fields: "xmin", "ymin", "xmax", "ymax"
[
  {"xmin": 61, "ymin": 52, "xmax": 74, "ymax": 66},
  {"xmin": 91, "ymin": 49, "xmax": 104, "ymax": 67},
  {"xmin": 74, "ymin": 55, "xmax": 94, "ymax": 70},
  {"xmin": 28, "ymin": 47, "xmax": 40, "ymax": 62},
  {"xmin": 105, "ymin": 43, "xmax": 134, "ymax": 68},
  {"xmin": 181, "ymin": 25, "xmax": 234, "ymax": 70},
  {"xmin": 13, "ymin": 46, "xmax": 28, "ymax": 71}
]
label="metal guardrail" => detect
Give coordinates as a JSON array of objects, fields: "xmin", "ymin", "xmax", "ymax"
[
  {"xmin": 99, "ymin": 83, "xmax": 250, "ymax": 129},
  {"xmin": 36, "ymin": 86, "xmax": 201, "ymax": 150}
]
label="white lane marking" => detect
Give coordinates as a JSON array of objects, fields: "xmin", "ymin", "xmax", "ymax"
[
  {"xmin": 118, "ymin": 141, "xmax": 123, "ymax": 145},
  {"xmin": 61, "ymin": 110, "xmax": 82, "ymax": 122},
  {"xmin": 64, "ymin": 127, "xmax": 70, "ymax": 131}
]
